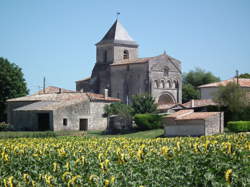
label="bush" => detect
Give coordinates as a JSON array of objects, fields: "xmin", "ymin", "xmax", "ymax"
[
  {"xmin": 227, "ymin": 121, "xmax": 250, "ymax": 132},
  {"xmin": 0, "ymin": 122, "xmax": 11, "ymax": 131},
  {"xmin": 134, "ymin": 114, "xmax": 162, "ymax": 130}
]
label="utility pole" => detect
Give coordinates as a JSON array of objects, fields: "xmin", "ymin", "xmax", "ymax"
[
  {"xmin": 236, "ymin": 70, "xmax": 239, "ymax": 85},
  {"xmin": 43, "ymin": 77, "xmax": 46, "ymax": 94}
]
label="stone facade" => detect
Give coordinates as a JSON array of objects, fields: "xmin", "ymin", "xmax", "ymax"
[
  {"xmin": 163, "ymin": 110, "xmax": 224, "ymax": 136},
  {"xmin": 7, "ymin": 90, "xmax": 120, "ymax": 131},
  {"xmin": 76, "ymin": 20, "xmax": 182, "ymax": 105}
]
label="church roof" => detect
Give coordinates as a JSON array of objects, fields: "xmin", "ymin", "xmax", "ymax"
[{"xmin": 96, "ymin": 20, "xmax": 138, "ymax": 46}]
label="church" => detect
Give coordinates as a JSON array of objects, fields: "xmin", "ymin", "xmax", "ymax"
[{"xmin": 76, "ymin": 19, "xmax": 182, "ymax": 106}]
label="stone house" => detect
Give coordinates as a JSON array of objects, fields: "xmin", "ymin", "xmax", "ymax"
[
  {"xmin": 76, "ymin": 19, "xmax": 182, "ymax": 106},
  {"xmin": 198, "ymin": 78, "xmax": 250, "ymax": 100},
  {"xmin": 163, "ymin": 109, "xmax": 224, "ymax": 137},
  {"xmin": 7, "ymin": 87, "xmax": 120, "ymax": 131}
]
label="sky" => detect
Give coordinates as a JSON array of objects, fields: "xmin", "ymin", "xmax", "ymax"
[{"xmin": 0, "ymin": 0, "xmax": 250, "ymax": 94}]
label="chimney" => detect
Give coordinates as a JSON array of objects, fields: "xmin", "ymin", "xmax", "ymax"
[
  {"xmin": 58, "ymin": 88, "xmax": 62, "ymax": 94},
  {"xmin": 191, "ymin": 99, "xmax": 195, "ymax": 108},
  {"xmin": 104, "ymin": 89, "xmax": 108, "ymax": 99},
  {"xmin": 80, "ymin": 89, "xmax": 84, "ymax": 93}
]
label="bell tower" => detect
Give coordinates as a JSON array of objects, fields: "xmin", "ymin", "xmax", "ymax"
[{"xmin": 95, "ymin": 19, "xmax": 138, "ymax": 64}]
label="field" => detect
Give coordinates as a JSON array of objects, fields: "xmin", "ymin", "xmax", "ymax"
[{"xmin": 0, "ymin": 133, "xmax": 249, "ymax": 186}]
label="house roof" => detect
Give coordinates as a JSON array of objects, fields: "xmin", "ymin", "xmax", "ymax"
[
  {"xmin": 198, "ymin": 78, "xmax": 250, "ymax": 88},
  {"xmin": 8, "ymin": 92, "xmax": 120, "ymax": 103},
  {"xmin": 75, "ymin": 77, "xmax": 91, "ymax": 83},
  {"xmin": 166, "ymin": 109, "xmax": 220, "ymax": 120},
  {"xmin": 33, "ymin": 86, "xmax": 75, "ymax": 95},
  {"xmin": 96, "ymin": 19, "xmax": 137, "ymax": 46},
  {"xmin": 182, "ymin": 99, "xmax": 218, "ymax": 108},
  {"xmin": 157, "ymin": 103, "xmax": 186, "ymax": 110}
]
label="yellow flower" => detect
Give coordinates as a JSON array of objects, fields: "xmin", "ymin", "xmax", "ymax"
[
  {"xmin": 104, "ymin": 179, "xmax": 109, "ymax": 187},
  {"xmin": 110, "ymin": 176, "xmax": 115, "ymax": 184},
  {"xmin": 89, "ymin": 174, "xmax": 98, "ymax": 183},
  {"xmin": 8, "ymin": 176, "xmax": 14, "ymax": 187},
  {"xmin": 62, "ymin": 172, "xmax": 72, "ymax": 182},
  {"xmin": 225, "ymin": 169, "xmax": 233, "ymax": 184}
]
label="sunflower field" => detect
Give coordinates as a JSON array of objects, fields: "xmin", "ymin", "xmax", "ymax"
[{"xmin": 0, "ymin": 133, "xmax": 249, "ymax": 186}]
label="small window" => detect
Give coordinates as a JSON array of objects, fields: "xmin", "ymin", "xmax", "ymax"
[
  {"xmin": 160, "ymin": 80, "xmax": 165, "ymax": 88},
  {"xmin": 164, "ymin": 67, "xmax": 169, "ymax": 76},
  {"xmin": 123, "ymin": 50, "xmax": 129, "ymax": 59},
  {"xmin": 63, "ymin": 118, "xmax": 67, "ymax": 126},
  {"xmin": 104, "ymin": 50, "xmax": 107, "ymax": 62},
  {"xmin": 154, "ymin": 80, "xmax": 159, "ymax": 88}
]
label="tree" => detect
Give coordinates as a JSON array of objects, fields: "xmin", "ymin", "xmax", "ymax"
[
  {"xmin": 182, "ymin": 68, "xmax": 220, "ymax": 102},
  {"xmin": 238, "ymin": 73, "xmax": 250, "ymax": 79},
  {"xmin": 104, "ymin": 102, "xmax": 133, "ymax": 120},
  {"xmin": 213, "ymin": 82, "xmax": 249, "ymax": 120},
  {"xmin": 0, "ymin": 57, "xmax": 28, "ymax": 121},
  {"xmin": 131, "ymin": 94, "xmax": 157, "ymax": 114},
  {"xmin": 182, "ymin": 84, "xmax": 199, "ymax": 103}
]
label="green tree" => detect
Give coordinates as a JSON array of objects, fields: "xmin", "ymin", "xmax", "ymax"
[
  {"xmin": 238, "ymin": 73, "xmax": 250, "ymax": 78},
  {"xmin": 182, "ymin": 84, "xmax": 199, "ymax": 103},
  {"xmin": 0, "ymin": 57, "xmax": 28, "ymax": 121},
  {"xmin": 104, "ymin": 102, "xmax": 133, "ymax": 119},
  {"xmin": 213, "ymin": 82, "xmax": 248, "ymax": 120},
  {"xmin": 131, "ymin": 94, "xmax": 157, "ymax": 114},
  {"xmin": 182, "ymin": 68, "xmax": 220, "ymax": 102}
]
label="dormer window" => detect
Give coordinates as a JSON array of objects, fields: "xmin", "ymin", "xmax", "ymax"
[{"xmin": 123, "ymin": 50, "xmax": 129, "ymax": 60}]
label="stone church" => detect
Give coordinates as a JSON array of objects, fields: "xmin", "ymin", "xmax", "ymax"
[{"xmin": 76, "ymin": 19, "xmax": 182, "ymax": 106}]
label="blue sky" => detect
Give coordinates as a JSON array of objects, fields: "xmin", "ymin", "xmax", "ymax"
[{"xmin": 1, "ymin": 0, "xmax": 250, "ymax": 94}]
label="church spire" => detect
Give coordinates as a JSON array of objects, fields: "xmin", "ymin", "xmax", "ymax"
[{"xmin": 96, "ymin": 19, "xmax": 138, "ymax": 46}]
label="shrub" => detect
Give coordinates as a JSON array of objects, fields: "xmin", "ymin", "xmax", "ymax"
[
  {"xmin": 0, "ymin": 122, "xmax": 11, "ymax": 131},
  {"xmin": 227, "ymin": 121, "xmax": 250, "ymax": 132},
  {"xmin": 134, "ymin": 114, "xmax": 162, "ymax": 130}
]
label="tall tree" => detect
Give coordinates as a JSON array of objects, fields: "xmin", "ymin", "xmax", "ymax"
[
  {"xmin": 213, "ymin": 82, "xmax": 249, "ymax": 120},
  {"xmin": 0, "ymin": 57, "xmax": 28, "ymax": 121},
  {"xmin": 182, "ymin": 68, "xmax": 220, "ymax": 103}
]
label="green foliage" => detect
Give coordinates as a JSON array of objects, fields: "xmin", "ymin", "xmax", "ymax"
[
  {"xmin": 238, "ymin": 73, "xmax": 250, "ymax": 78},
  {"xmin": 104, "ymin": 102, "xmax": 133, "ymax": 118},
  {"xmin": 182, "ymin": 68, "xmax": 220, "ymax": 102},
  {"xmin": 0, "ymin": 57, "xmax": 29, "ymax": 121},
  {"xmin": 131, "ymin": 94, "xmax": 157, "ymax": 114},
  {"xmin": 0, "ymin": 122, "xmax": 11, "ymax": 131},
  {"xmin": 182, "ymin": 83, "xmax": 200, "ymax": 103},
  {"xmin": 213, "ymin": 82, "xmax": 249, "ymax": 120},
  {"xmin": 227, "ymin": 121, "xmax": 250, "ymax": 132},
  {"xmin": 134, "ymin": 114, "xmax": 162, "ymax": 130}
]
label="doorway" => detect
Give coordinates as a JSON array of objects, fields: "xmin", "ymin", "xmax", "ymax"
[
  {"xmin": 79, "ymin": 119, "xmax": 88, "ymax": 131},
  {"xmin": 38, "ymin": 113, "xmax": 50, "ymax": 131}
]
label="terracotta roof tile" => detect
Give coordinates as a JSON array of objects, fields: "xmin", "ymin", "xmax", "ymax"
[
  {"xmin": 167, "ymin": 110, "xmax": 194, "ymax": 118},
  {"xmin": 177, "ymin": 112, "xmax": 220, "ymax": 120},
  {"xmin": 182, "ymin": 99, "xmax": 217, "ymax": 108},
  {"xmin": 33, "ymin": 86, "xmax": 75, "ymax": 95},
  {"xmin": 86, "ymin": 92, "xmax": 120, "ymax": 102},
  {"xmin": 198, "ymin": 78, "xmax": 250, "ymax": 88}
]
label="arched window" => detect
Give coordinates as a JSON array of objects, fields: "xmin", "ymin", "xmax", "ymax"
[
  {"xmin": 104, "ymin": 50, "xmax": 107, "ymax": 62},
  {"xmin": 166, "ymin": 80, "xmax": 171, "ymax": 88},
  {"xmin": 173, "ymin": 80, "xmax": 178, "ymax": 88},
  {"xmin": 154, "ymin": 80, "xmax": 159, "ymax": 88},
  {"xmin": 160, "ymin": 80, "xmax": 165, "ymax": 88},
  {"xmin": 123, "ymin": 50, "xmax": 129, "ymax": 59}
]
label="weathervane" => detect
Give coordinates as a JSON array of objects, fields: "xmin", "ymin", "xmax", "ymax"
[{"xmin": 116, "ymin": 12, "xmax": 120, "ymax": 20}]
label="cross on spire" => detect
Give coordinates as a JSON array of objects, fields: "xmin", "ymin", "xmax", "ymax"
[{"xmin": 116, "ymin": 12, "xmax": 120, "ymax": 20}]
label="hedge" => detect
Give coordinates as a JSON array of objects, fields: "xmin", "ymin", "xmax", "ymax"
[
  {"xmin": 134, "ymin": 114, "xmax": 162, "ymax": 130},
  {"xmin": 227, "ymin": 121, "xmax": 250, "ymax": 132}
]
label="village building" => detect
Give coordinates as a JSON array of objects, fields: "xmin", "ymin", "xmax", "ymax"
[
  {"xmin": 7, "ymin": 86, "xmax": 119, "ymax": 131},
  {"xmin": 76, "ymin": 19, "xmax": 182, "ymax": 106},
  {"xmin": 198, "ymin": 78, "xmax": 250, "ymax": 100},
  {"xmin": 163, "ymin": 109, "xmax": 224, "ymax": 137}
]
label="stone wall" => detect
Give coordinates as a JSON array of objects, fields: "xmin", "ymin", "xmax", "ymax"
[
  {"xmin": 53, "ymin": 100, "xmax": 90, "ymax": 131},
  {"xmin": 164, "ymin": 119, "xmax": 205, "ymax": 137},
  {"xmin": 110, "ymin": 63, "xmax": 148, "ymax": 104},
  {"xmin": 205, "ymin": 112, "xmax": 224, "ymax": 135}
]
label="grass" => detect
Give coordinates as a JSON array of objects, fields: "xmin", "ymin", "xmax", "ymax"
[
  {"xmin": 0, "ymin": 129, "xmax": 164, "ymax": 139},
  {"xmin": 86, "ymin": 129, "xmax": 164, "ymax": 138}
]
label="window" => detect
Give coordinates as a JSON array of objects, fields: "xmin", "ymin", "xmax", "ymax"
[
  {"xmin": 154, "ymin": 80, "xmax": 159, "ymax": 88},
  {"xmin": 123, "ymin": 50, "xmax": 129, "ymax": 59},
  {"xmin": 164, "ymin": 67, "xmax": 169, "ymax": 76},
  {"xmin": 160, "ymin": 80, "xmax": 165, "ymax": 88},
  {"xmin": 166, "ymin": 80, "xmax": 171, "ymax": 88},
  {"xmin": 173, "ymin": 80, "xmax": 178, "ymax": 88},
  {"xmin": 63, "ymin": 118, "xmax": 67, "ymax": 126},
  {"xmin": 104, "ymin": 50, "xmax": 107, "ymax": 62}
]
